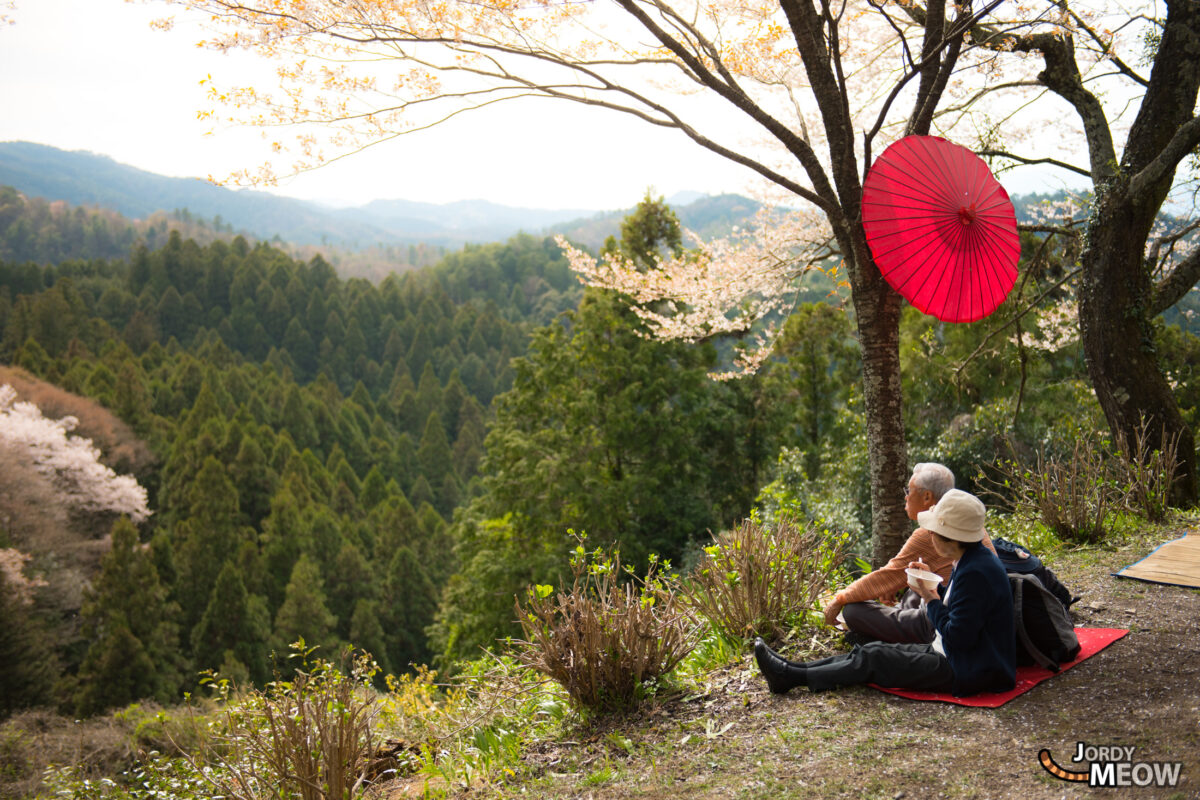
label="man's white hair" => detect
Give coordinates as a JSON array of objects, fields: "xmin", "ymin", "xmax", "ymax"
[{"xmin": 910, "ymin": 462, "xmax": 955, "ymax": 500}]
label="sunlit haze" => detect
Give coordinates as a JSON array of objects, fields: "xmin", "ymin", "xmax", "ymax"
[
  {"xmin": 0, "ymin": 0, "xmax": 769, "ymax": 210},
  {"xmin": 1, "ymin": 0, "xmax": 1086, "ymax": 212}
]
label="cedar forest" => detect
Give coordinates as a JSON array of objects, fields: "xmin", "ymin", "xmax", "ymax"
[{"xmin": 1, "ymin": 182, "xmax": 1199, "ymax": 720}]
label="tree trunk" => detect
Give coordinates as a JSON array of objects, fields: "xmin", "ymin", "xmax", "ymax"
[
  {"xmin": 1014, "ymin": 0, "xmax": 1200, "ymax": 509},
  {"xmin": 1077, "ymin": 186, "xmax": 1198, "ymax": 505},
  {"xmin": 848, "ymin": 253, "xmax": 910, "ymax": 565},
  {"xmin": 1074, "ymin": 0, "xmax": 1200, "ymax": 508}
]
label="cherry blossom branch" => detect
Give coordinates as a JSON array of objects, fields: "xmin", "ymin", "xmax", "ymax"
[{"xmin": 954, "ymin": 261, "xmax": 1082, "ymax": 378}]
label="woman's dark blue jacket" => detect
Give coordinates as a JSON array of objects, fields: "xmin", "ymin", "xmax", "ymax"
[{"xmin": 926, "ymin": 543, "xmax": 1016, "ymax": 696}]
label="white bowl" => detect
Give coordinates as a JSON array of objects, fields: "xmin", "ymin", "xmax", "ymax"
[{"xmin": 905, "ymin": 567, "xmax": 941, "ymax": 592}]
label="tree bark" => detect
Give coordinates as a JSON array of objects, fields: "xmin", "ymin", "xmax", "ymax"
[
  {"xmin": 1077, "ymin": 0, "xmax": 1200, "ymax": 505},
  {"xmin": 1012, "ymin": 0, "xmax": 1200, "ymax": 506},
  {"xmin": 775, "ymin": 0, "xmax": 915, "ymax": 564},
  {"xmin": 849, "ymin": 255, "xmax": 910, "ymax": 564},
  {"xmin": 1078, "ymin": 185, "xmax": 1198, "ymax": 505}
]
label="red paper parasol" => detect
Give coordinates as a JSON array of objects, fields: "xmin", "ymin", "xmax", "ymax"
[{"xmin": 861, "ymin": 135, "xmax": 1019, "ymax": 323}]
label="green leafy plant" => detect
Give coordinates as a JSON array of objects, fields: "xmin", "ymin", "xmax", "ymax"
[
  {"xmin": 514, "ymin": 535, "xmax": 699, "ymax": 711},
  {"xmin": 678, "ymin": 516, "xmax": 850, "ymax": 644},
  {"xmin": 41, "ymin": 752, "xmax": 218, "ymax": 800},
  {"xmin": 372, "ymin": 651, "xmax": 569, "ymax": 792}
]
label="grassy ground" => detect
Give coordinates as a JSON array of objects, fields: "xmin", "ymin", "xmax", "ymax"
[
  {"xmin": 4, "ymin": 522, "xmax": 1198, "ymax": 800},
  {"xmin": 380, "ymin": 522, "xmax": 1200, "ymax": 800}
]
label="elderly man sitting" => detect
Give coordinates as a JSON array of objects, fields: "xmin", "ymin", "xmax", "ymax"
[
  {"xmin": 756, "ymin": 489, "xmax": 1015, "ymax": 697},
  {"xmin": 822, "ymin": 463, "xmax": 994, "ymax": 644}
]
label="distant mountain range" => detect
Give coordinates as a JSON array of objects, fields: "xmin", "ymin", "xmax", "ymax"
[
  {"xmin": 0, "ymin": 141, "xmax": 759, "ymax": 249},
  {"xmin": 0, "ymin": 141, "xmax": 1078, "ymax": 256}
]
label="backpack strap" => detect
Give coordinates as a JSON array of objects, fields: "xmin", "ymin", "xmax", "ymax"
[{"xmin": 1012, "ymin": 574, "xmax": 1060, "ymax": 672}]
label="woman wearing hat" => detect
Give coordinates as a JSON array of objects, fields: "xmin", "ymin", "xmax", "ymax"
[{"xmin": 754, "ymin": 489, "xmax": 1016, "ymax": 697}]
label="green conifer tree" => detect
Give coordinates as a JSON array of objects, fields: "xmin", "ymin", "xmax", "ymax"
[
  {"xmin": 273, "ymin": 554, "xmax": 339, "ymax": 657},
  {"xmin": 359, "ymin": 465, "xmax": 389, "ymax": 511},
  {"xmin": 370, "ymin": 492, "xmax": 419, "ymax": 558},
  {"xmin": 281, "ymin": 385, "xmax": 319, "ymax": 451},
  {"xmin": 74, "ymin": 518, "xmax": 183, "ymax": 715},
  {"xmin": 349, "ymin": 599, "xmax": 392, "ymax": 679},
  {"xmin": 0, "ymin": 568, "xmax": 57, "ymax": 715},
  {"xmin": 326, "ymin": 542, "xmax": 379, "ymax": 639},
  {"xmin": 417, "ymin": 411, "xmax": 455, "ymax": 486},
  {"xmin": 191, "ymin": 561, "xmax": 271, "ymax": 684},
  {"xmin": 229, "ymin": 433, "xmax": 278, "ymax": 529},
  {"xmin": 74, "ymin": 618, "xmax": 158, "ymax": 716},
  {"xmin": 408, "ymin": 474, "xmax": 436, "ymax": 512},
  {"xmin": 382, "ymin": 547, "xmax": 437, "ymax": 671},
  {"xmin": 175, "ymin": 456, "xmax": 247, "ymax": 632},
  {"xmin": 414, "ymin": 362, "xmax": 442, "ymax": 426}
]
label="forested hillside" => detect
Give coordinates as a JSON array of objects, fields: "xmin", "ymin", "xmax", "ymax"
[
  {"xmin": 0, "ymin": 217, "xmax": 585, "ymax": 714},
  {"xmin": 3, "ymin": 190, "xmax": 1200, "ymax": 729},
  {"xmin": 0, "ymin": 143, "xmax": 792, "ymax": 287},
  {"xmin": 0, "ymin": 142, "xmax": 406, "ymax": 248},
  {"xmin": 0, "ymin": 185, "xmax": 250, "ymax": 266}
]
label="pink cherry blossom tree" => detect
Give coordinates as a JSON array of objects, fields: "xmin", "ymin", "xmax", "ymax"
[{"xmin": 0, "ymin": 384, "xmax": 151, "ymax": 524}]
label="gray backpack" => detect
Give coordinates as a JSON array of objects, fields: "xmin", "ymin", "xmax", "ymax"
[{"xmin": 1010, "ymin": 573, "xmax": 1080, "ymax": 671}]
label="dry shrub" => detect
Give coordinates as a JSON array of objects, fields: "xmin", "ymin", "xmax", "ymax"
[
  {"xmin": 515, "ymin": 540, "xmax": 699, "ymax": 712},
  {"xmin": 0, "ymin": 708, "xmax": 141, "ymax": 798},
  {"xmin": 188, "ymin": 647, "xmax": 383, "ymax": 800},
  {"xmin": 678, "ymin": 516, "xmax": 849, "ymax": 645},
  {"xmin": 1113, "ymin": 417, "xmax": 1182, "ymax": 523},
  {"xmin": 989, "ymin": 421, "xmax": 1182, "ymax": 544},
  {"xmin": 990, "ymin": 437, "xmax": 1115, "ymax": 544}
]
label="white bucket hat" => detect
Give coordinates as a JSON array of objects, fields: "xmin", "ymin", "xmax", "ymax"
[{"xmin": 917, "ymin": 488, "xmax": 986, "ymax": 542}]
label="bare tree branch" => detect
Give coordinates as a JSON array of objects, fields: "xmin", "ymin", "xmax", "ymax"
[
  {"xmin": 1130, "ymin": 115, "xmax": 1200, "ymax": 201},
  {"xmin": 1150, "ymin": 219, "xmax": 1200, "ymax": 315},
  {"xmin": 978, "ymin": 148, "xmax": 1092, "ymax": 178},
  {"xmin": 862, "ymin": 0, "xmax": 1003, "ymax": 168},
  {"xmin": 612, "ymin": 0, "xmax": 842, "ymax": 212},
  {"xmin": 1001, "ymin": 30, "xmax": 1116, "ymax": 181},
  {"xmin": 1058, "ymin": 0, "xmax": 1150, "ymax": 87}
]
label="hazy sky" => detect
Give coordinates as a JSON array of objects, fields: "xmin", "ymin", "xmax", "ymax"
[
  {"xmin": 0, "ymin": 0, "xmax": 769, "ymax": 211},
  {"xmin": 1, "ymin": 0, "xmax": 1085, "ymax": 211}
]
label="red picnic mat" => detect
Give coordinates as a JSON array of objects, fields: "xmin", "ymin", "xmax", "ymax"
[{"xmin": 869, "ymin": 628, "xmax": 1129, "ymax": 708}]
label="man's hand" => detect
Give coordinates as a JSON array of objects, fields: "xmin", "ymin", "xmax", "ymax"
[{"xmin": 823, "ymin": 598, "xmax": 843, "ymax": 627}]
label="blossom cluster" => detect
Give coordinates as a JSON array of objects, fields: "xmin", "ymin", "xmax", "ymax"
[
  {"xmin": 559, "ymin": 206, "xmax": 842, "ymax": 377},
  {"xmin": 1024, "ymin": 298, "xmax": 1080, "ymax": 353},
  {"xmin": 1024, "ymin": 194, "xmax": 1087, "ymax": 228},
  {"xmin": 0, "ymin": 384, "xmax": 152, "ymax": 524}
]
